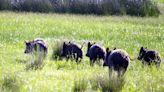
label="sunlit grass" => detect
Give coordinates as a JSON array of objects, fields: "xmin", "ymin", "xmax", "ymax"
[{"xmin": 0, "ymin": 11, "xmax": 164, "ymax": 92}]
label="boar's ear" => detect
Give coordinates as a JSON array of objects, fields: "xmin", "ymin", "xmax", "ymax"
[
  {"xmin": 88, "ymin": 42, "xmax": 91, "ymax": 46},
  {"xmin": 25, "ymin": 41, "xmax": 29, "ymax": 45},
  {"xmin": 106, "ymin": 48, "xmax": 111, "ymax": 55},
  {"xmin": 141, "ymin": 47, "xmax": 144, "ymax": 50},
  {"xmin": 106, "ymin": 48, "xmax": 109, "ymax": 53},
  {"xmin": 63, "ymin": 42, "xmax": 66, "ymax": 45},
  {"xmin": 63, "ymin": 42, "xmax": 67, "ymax": 48},
  {"xmin": 25, "ymin": 41, "xmax": 31, "ymax": 45}
]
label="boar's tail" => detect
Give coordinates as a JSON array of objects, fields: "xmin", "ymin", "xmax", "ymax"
[
  {"xmin": 128, "ymin": 56, "xmax": 137, "ymax": 61},
  {"xmin": 130, "ymin": 58, "xmax": 135, "ymax": 61}
]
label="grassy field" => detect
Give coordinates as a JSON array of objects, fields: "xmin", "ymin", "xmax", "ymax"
[
  {"xmin": 158, "ymin": 0, "xmax": 164, "ymax": 3},
  {"xmin": 0, "ymin": 11, "xmax": 164, "ymax": 92}
]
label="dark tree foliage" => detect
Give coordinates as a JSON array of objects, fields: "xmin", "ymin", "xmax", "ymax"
[{"xmin": 0, "ymin": 0, "xmax": 160, "ymax": 17}]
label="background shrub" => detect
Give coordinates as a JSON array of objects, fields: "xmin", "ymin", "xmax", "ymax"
[
  {"xmin": 51, "ymin": 40, "xmax": 63, "ymax": 60},
  {"xmin": 0, "ymin": 0, "xmax": 161, "ymax": 16},
  {"xmin": 12, "ymin": 0, "xmax": 53, "ymax": 12},
  {"xmin": 124, "ymin": 0, "xmax": 160, "ymax": 17},
  {"xmin": 0, "ymin": 0, "xmax": 11, "ymax": 10}
]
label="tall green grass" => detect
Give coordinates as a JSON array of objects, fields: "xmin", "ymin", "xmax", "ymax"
[
  {"xmin": 0, "ymin": 12, "xmax": 164, "ymax": 92},
  {"xmin": 157, "ymin": 0, "xmax": 164, "ymax": 3}
]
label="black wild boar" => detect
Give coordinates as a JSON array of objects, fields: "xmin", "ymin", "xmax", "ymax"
[
  {"xmin": 138, "ymin": 47, "xmax": 162, "ymax": 67},
  {"xmin": 86, "ymin": 42, "xmax": 106, "ymax": 66},
  {"xmin": 24, "ymin": 38, "xmax": 48, "ymax": 58},
  {"xmin": 24, "ymin": 38, "xmax": 48, "ymax": 69},
  {"xmin": 103, "ymin": 48, "xmax": 130, "ymax": 76},
  {"xmin": 60, "ymin": 42, "xmax": 83, "ymax": 62}
]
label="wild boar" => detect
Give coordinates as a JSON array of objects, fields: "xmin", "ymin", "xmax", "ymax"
[
  {"xmin": 24, "ymin": 38, "xmax": 48, "ymax": 58},
  {"xmin": 60, "ymin": 42, "xmax": 83, "ymax": 62},
  {"xmin": 138, "ymin": 47, "xmax": 162, "ymax": 67},
  {"xmin": 24, "ymin": 38, "xmax": 48, "ymax": 69},
  {"xmin": 86, "ymin": 42, "xmax": 106, "ymax": 66},
  {"xmin": 103, "ymin": 48, "xmax": 130, "ymax": 76}
]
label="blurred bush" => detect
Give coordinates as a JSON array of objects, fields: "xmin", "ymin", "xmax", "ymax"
[{"xmin": 0, "ymin": 0, "xmax": 160, "ymax": 16}]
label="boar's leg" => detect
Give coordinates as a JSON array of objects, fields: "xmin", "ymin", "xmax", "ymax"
[
  {"xmin": 156, "ymin": 56, "xmax": 162, "ymax": 67},
  {"xmin": 90, "ymin": 60, "xmax": 93, "ymax": 66},
  {"xmin": 66, "ymin": 55, "xmax": 70, "ymax": 61},
  {"xmin": 118, "ymin": 67, "xmax": 127, "ymax": 77},
  {"xmin": 75, "ymin": 57, "xmax": 80, "ymax": 63},
  {"xmin": 90, "ymin": 59, "xmax": 96, "ymax": 66}
]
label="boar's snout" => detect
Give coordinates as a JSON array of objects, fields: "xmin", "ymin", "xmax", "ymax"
[
  {"xmin": 137, "ymin": 56, "xmax": 142, "ymax": 60},
  {"xmin": 24, "ymin": 50, "xmax": 29, "ymax": 53}
]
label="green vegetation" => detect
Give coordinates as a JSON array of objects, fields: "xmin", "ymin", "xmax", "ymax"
[
  {"xmin": 0, "ymin": 0, "xmax": 161, "ymax": 16},
  {"xmin": 0, "ymin": 11, "xmax": 164, "ymax": 92},
  {"xmin": 158, "ymin": 0, "xmax": 164, "ymax": 3}
]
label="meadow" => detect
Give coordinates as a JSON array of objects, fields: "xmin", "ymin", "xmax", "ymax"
[
  {"xmin": 158, "ymin": 0, "xmax": 164, "ymax": 3},
  {"xmin": 0, "ymin": 11, "xmax": 164, "ymax": 92}
]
